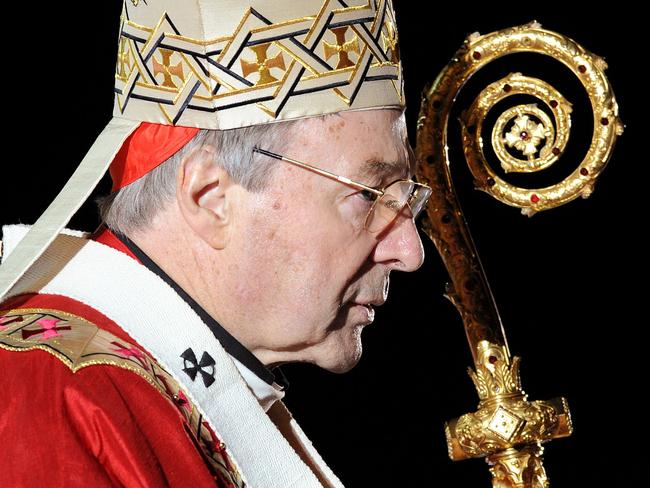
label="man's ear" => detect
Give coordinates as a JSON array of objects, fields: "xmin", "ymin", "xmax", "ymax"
[{"xmin": 176, "ymin": 144, "xmax": 235, "ymax": 250}]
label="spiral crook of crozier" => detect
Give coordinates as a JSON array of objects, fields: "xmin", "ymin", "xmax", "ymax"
[{"xmin": 417, "ymin": 20, "xmax": 623, "ymax": 218}]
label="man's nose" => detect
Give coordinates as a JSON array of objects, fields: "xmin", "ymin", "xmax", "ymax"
[{"xmin": 372, "ymin": 212, "xmax": 425, "ymax": 272}]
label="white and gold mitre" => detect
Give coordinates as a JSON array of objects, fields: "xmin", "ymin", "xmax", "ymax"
[
  {"xmin": 116, "ymin": 0, "xmax": 404, "ymax": 129},
  {"xmin": 0, "ymin": 0, "xmax": 405, "ymax": 299}
]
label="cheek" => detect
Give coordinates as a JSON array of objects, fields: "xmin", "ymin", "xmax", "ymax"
[
  {"xmin": 276, "ymin": 197, "xmax": 371, "ymax": 303},
  {"xmin": 277, "ymin": 224, "xmax": 338, "ymax": 298},
  {"xmin": 236, "ymin": 196, "xmax": 330, "ymax": 301},
  {"xmin": 239, "ymin": 184, "xmax": 367, "ymax": 312}
]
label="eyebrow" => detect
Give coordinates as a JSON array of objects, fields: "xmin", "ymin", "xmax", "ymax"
[{"xmin": 355, "ymin": 157, "xmax": 411, "ymax": 184}]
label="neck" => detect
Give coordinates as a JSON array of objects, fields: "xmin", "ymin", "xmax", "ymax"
[{"xmin": 127, "ymin": 221, "xmax": 290, "ymax": 369}]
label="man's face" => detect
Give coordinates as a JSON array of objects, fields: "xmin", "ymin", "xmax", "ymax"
[{"xmin": 233, "ymin": 109, "xmax": 425, "ymax": 373}]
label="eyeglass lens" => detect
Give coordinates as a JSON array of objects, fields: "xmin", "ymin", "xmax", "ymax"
[{"xmin": 365, "ymin": 181, "xmax": 431, "ymax": 233}]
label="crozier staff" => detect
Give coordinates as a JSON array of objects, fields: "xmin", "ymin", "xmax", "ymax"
[{"xmin": 0, "ymin": 1, "xmax": 431, "ymax": 486}]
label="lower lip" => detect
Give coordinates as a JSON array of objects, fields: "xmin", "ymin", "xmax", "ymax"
[{"xmin": 353, "ymin": 303, "xmax": 375, "ymax": 323}]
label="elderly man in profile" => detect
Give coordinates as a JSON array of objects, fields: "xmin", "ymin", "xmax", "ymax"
[{"xmin": 0, "ymin": 1, "xmax": 430, "ymax": 487}]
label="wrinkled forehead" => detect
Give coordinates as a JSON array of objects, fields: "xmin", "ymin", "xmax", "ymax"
[{"xmin": 294, "ymin": 108, "xmax": 412, "ymax": 183}]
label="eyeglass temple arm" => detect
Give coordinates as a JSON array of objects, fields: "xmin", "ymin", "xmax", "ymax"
[{"xmin": 253, "ymin": 148, "xmax": 383, "ymax": 196}]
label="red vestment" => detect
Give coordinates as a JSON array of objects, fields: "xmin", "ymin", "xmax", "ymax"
[{"xmin": 0, "ymin": 230, "xmax": 243, "ymax": 487}]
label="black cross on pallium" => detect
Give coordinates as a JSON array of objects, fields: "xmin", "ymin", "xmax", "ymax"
[{"xmin": 181, "ymin": 348, "xmax": 216, "ymax": 387}]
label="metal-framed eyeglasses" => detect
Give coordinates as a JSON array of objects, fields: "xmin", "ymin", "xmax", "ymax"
[{"xmin": 253, "ymin": 147, "xmax": 432, "ymax": 234}]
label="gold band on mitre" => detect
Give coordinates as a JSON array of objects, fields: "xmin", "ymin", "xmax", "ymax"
[{"xmin": 115, "ymin": 0, "xmax": 404, "ymax": 129}]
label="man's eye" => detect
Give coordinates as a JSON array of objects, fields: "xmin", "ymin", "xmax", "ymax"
[{"xmin": 358, "ymin": 190, "xmax": 377, "ymax": 203}]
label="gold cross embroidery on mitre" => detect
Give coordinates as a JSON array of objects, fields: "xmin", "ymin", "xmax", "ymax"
[
  {"xmin": 382, "ymin": 20, "xmax": 399, "ymax": 63},
  {"xmin": 153, "ymin": 48, "xmax": 185, "ymax": 88},
  {"xmin": 240, "ymin": 43, "xmax": 287, "ymax": 86},
  {"xmin": 117, "ymin": 36, "xmax": 133, "ymax": 78},
  {"xmin": 323, "ymin": 26, "xmax": 360, "ymax": 69}
]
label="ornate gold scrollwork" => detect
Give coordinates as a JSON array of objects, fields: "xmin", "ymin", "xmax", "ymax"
[
  {"xmin": 415, "ymin": 21, "xmax": 620, "ymax": 487},
  {"xmin": 418, "ymin": 21, "xmax": 623, "ymax": 216},
  {"xmin": 445, "ymin": 341, "xmax": 571, "ymax": 463}
]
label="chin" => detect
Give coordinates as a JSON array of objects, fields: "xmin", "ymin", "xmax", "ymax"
[
  {"xmin": 317, "ymin": 326, "xmax": 365, "ymax": 374},
  {"xmin": 324, "ymin": 356, "xmax": 360, "ymax": 374}
]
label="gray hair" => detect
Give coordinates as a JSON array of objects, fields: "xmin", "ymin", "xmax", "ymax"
[{"xmin": 97, "ymin": 116, "xmax": 333, "ymax": 235}]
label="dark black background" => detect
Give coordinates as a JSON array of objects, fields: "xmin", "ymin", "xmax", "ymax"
[{"xmin": 1, "ymin": 3, "xmax": 641, "ymax": 487}]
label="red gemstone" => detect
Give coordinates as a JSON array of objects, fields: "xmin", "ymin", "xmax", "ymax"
[
  {"xmin": 531, "ymin": 194, "xmax": 540, "ymax": 203},
  {"xmin": 580, "ymin": 168, "xmax": 589, "ymax": 176},
  {"xmin": 489, "ymin": 356, "xmax": 498, "ymax": 364},
  {"xmin": 578, "ymin": 65, "xmax": 587, "ymax": 73},
  {"xmin": 552, "ymin": 147, "xmax": 561, "ymax": 155},
  {"xmin": 520, "ymin": 131, "xmax": 529, "ymax": 140},
  {"xmin": 503, "ymin": 84, "xmax": 512, "ymax": 92},
  {"xmin": 550, "ymin": 100, "xmax": 558, "ymax": 108},
  {"xmin": 601, "ymin": 117, "xmax": 609, "ymax": 125},
  {"xmin": 473, "ymin": 51, "xmax": 482, "ymax": 60},
  {"xmin": 487, "ymin": 177, "xmax": 496, "ymax": 187}
]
